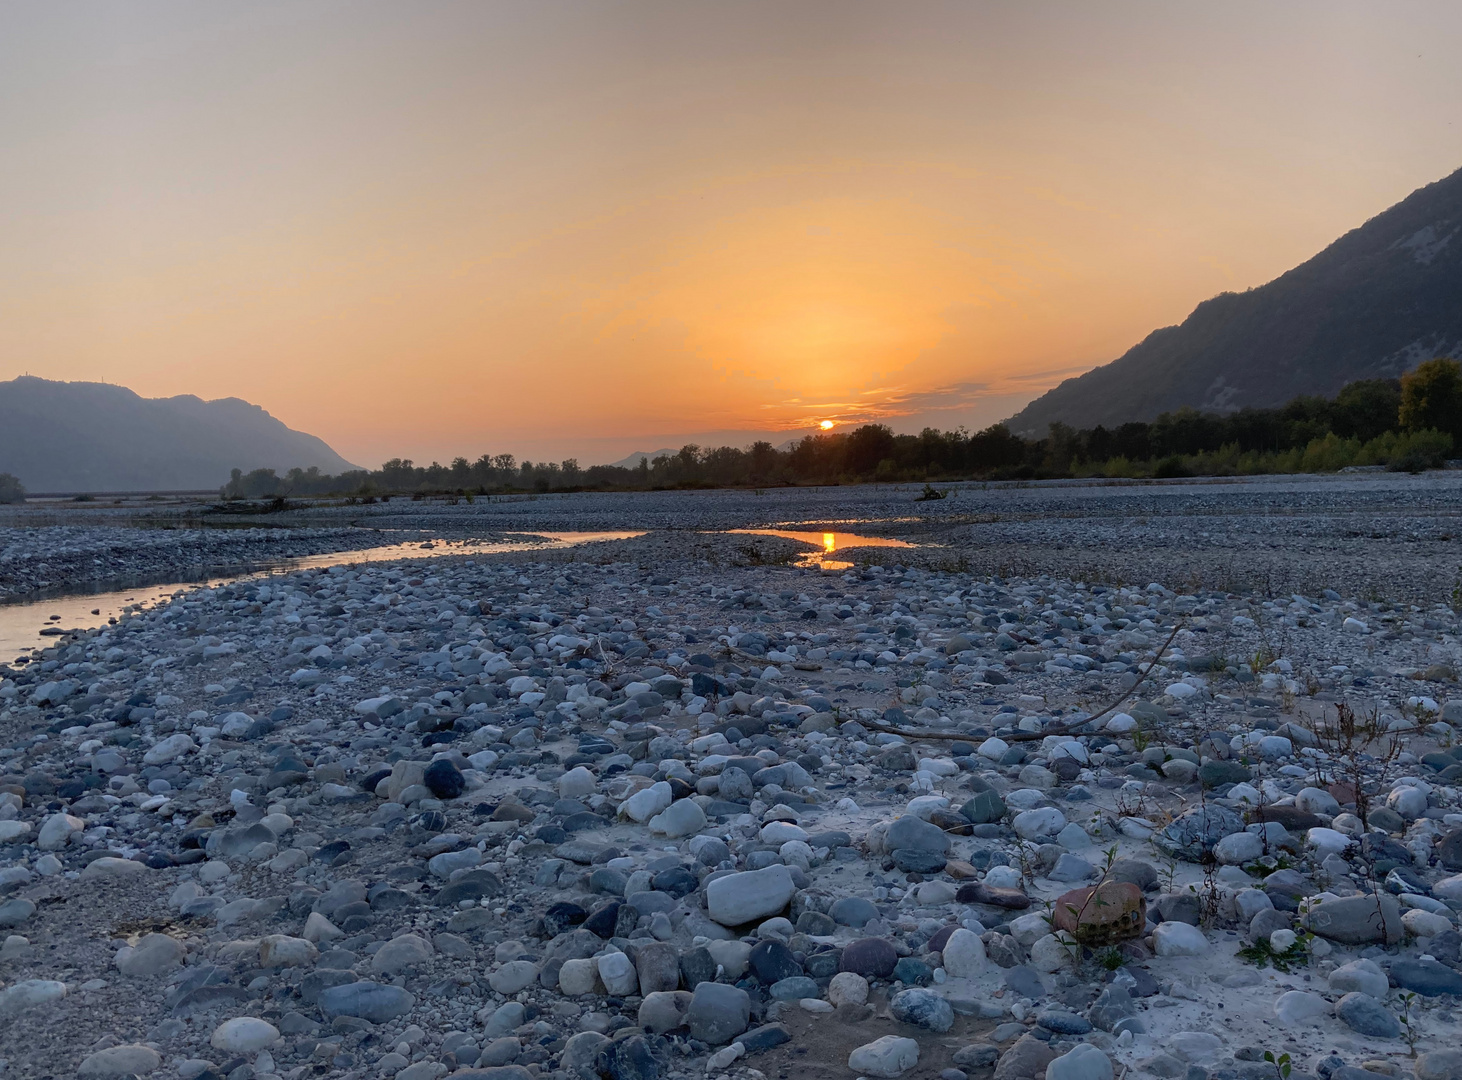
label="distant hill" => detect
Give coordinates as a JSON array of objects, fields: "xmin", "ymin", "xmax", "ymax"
[
  {"xmin": 1007, "ymin": 165, "xmax": 1462, "ymax": 435},
  {"xmin": 604, "ymin": 448, "xmax": 678, "ymax": 469},
  {"xmin": 0, "ymin": 377, "xmax": 360, "ymax": 492}
]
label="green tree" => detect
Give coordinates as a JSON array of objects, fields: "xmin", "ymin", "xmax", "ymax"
[
  {"xmin": 1399, "ymin": 358, "xmax": 1462, "ymax": 442},
  {"xmin": 1332, "ymin": 378, "xmax": 1401, "ymax": 441},
  {"xmin": 0, "ymin": 472, "xmax": 25, "ymax": 503},
  {"xmin": 844, "ymin": 424, "xmax": 897, "ymax": 475}
]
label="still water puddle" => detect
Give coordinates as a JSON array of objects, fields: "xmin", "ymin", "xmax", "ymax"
[
  {"xmin": 725, "ymin": 528, "xmax": 916, "ymax": 570},
  {"xmin": 1, "ymin": 531, "xmax": 642, "ymax": 660}
]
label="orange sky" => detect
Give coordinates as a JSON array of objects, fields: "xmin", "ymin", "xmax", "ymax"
[{"xmin": 3, "ymin": 2, "xmax": 1462, "ymax": 467}]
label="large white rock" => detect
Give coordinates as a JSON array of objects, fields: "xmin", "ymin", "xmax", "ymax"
[
  {"xmin": 489, "ymin": 960, "xmax": 540, "ymax": 994},
  {"xmin": 1029, "ymin": 933, "xmax": 1072, "ymax": 973},
  {"xmin": 848, "ymin": 1036, "xmax": 920, "ymax": 1078},
  {"xmin": 1295, "ymin": 787, "xmax": 1341, "ymax": 816},
  {"xmin": 828, "ymin": 972, "xmax": 869, "ymax": 1006},
  {"xmin": 37, "ymin": 813, "xmax": 84, "ymax": 851},
  {"xmin": 597, "ymin": 950, "xmax": 639, "ymax": 995},
  {"xmin": 1388, "ymin": 785, "xmax": 1428, "ymax": 820},
  {"xmin": 77, "ymin": 1044, "xmax": 162, "ymax": 1077},
  {"xmin": 649, "ymin": 799, "xmax": 707, "ymax": 838},
  {"xmin": 1166, "ymin": 1032, "xmax": 1223, "ymax": 1063},
  {"xmin": 259, "ymin": 935, "xmax": 318, "ymax": 969},
  {"xmin": 559, "ymin": 957, "xmax": 602, "ymax": 996},
  {"xmin": 984, "ymin": 865, "xmax": 1024, "ymax": 889},
  {"xmin": 1047, "ymin": 1044, "xmax": 1114, "ymax": 1080},
  {"xmin": 1056, "ymin": 822, "xmax": 1093, "ymax": 850},
  {"xmin": 303, "ymin": 912, "xmax": 344, "ymax": 943},
  {"xmin": 0, "ymin": 978, "xmax": 66, "ymax": 1017},
  {"xmin": 620, "ymin": 781, "xmax": 672, "ymax": 823},
  {"xmin": 82, "ymin": 857, "xmax": 146, "ymax": 879},
  {"xmin": 559, "ymin": 766, "xmax": 597, "ymax": 798},
  {"xmin": 1009, "ymin": 911, "xmax": 1053, "ymax": 947},
  {"xmin": 1274, "ymin": 990, "xmax": 1328, "ymax": 1026},
  {"xmin": 1153, "ymin": 922, "xmax": 1209, "ymax": 956},
  {"xmin": 1012, "ymin": 807, "xmax": 1066, "ymax": 839},
  {"xmin": 976, "ymin": 737, "xmax": 1009, "ymax": 761},
  {"xmin": 706, "ymin": 865, "xmax": 795, "ymax": 926},
  {"xmin": 1435, "ymin": 874, "xmax": 1462, "ymax": 902},
  {"xmin": 1214, "ymin": 831, "xmax": 1263, "ymax": 865},
  {"xmin": 704, "ymin": 939, "xmax": 752, "ymax": 979},
  {"xmin": 1307, "ymin": 827, "xmax": 1354, "ymax": 859},
  {"xmin": 210, "ymin": 1016, "xmax": 280, "ymax": 1052},
  {"xmin": 941, "ymin": 928, "xmax": 987, "ymax": 978},
  {"xmin": 370, "ymin": 932, "xmax": 433, "ymax": 974},
  {"xmin": 115, "ymin": 933, "xmax": 186, "ymax": 977},
  {"xmin": 428, "ymin": 847, "xmax": 482, "ymax": 878},
  {"xmin": 759, "ymin": 821, "xmax": 809, "ymax": 844},
  {"xmin": 1329, "ymin": 959, "xmax": 1389, "ymax": 999},
  {"xmin": 143, "ymin": 733, "xmax": 196, "ymax": 765},
  {"xmin": 1403, "ymin": 908, "xmax": 1454, "ymax": 938}
]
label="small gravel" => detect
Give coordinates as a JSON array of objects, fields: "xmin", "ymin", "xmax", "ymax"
[{"xmin": 0, "ymin": 476, "xmax": 1458, "ymax": 1080}]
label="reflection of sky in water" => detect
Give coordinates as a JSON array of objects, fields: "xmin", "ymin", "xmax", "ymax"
[
  {"xmin": 1, "ymin": 531, "xmax": 642, "ymax": 660},
  {"xmin": 727, "ymin": 528, "xmax": 915, "ymax": 570}
]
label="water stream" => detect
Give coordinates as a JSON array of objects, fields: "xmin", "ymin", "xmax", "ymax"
[
  {"xmin": 0, "ymin": 531, "xmax": 642, "ymax": 660},
  {"xmin": 2, "ymin": 526, "xmax": 923, "ymax": 661},
  {"xmin": 725, "ymin": 528, "xmax": 916, "ymax": 570}
]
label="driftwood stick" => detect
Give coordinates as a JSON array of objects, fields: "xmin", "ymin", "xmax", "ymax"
[{"xmin": 858, "ymin": 619, "xmax": 1186, "ymax": 744}]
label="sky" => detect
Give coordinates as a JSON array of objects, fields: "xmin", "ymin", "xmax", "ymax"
[{"xmin": 2, "ymin": 2, "xmax": 1462, "ymax": 469}]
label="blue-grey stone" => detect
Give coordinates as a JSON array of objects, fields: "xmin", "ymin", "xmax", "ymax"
[
  {"xmin": 685, "ymin": 982, "xmax": 751, "ymax": 1045},
  {"xmin": 318, "ymin": 981, "xmax": 416, "ymax": 1023},
  {"xmin": 892, "ymin": 957, "xmax": 933, "ymax": 986},
  {"xmin": 768, "ymin": 976, "xmax": 820, "ymax": 1001},
  {"xmin": 1390, "ymin": 958, "xmax": 1462, "ymax": 997},
  {"xmin": 890, "ymin": 987, "xmax": 954, "ymax": 1032},
  {"xmin": 739, "ymin": 1023, "xmax": 792, "ymax": 1053},
  {"xmin": 830, "ymin": 897, "xmax": 879, "ymax": 928},
  {"xmin": 1334, "ymin": 993, "xmax": 1400, "ymax": 1038},
  {"xmin": 1037, "ymin": 1009, "xmax": 1092, "ymax": 1035}
]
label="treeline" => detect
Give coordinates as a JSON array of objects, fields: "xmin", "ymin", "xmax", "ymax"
[{"xmin": 222, "ymin": 358, "xmax": 1461, "ymax": 498}]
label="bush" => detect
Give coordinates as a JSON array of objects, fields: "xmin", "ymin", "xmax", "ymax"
[
  {"xmin": 1387, "ymin": 429, "xmax": 1453, "ymax": 473},
  {"xmin": 1299, "ymin": 433, "xmax": 1361, "ymax": 472},
  {"xmin": 1154, "ymin": 455, "xmax": 1192, "ymax": 478},
  {"xmin": 0, "ymin": 473, "xmax": 24, "ymax": 504}
]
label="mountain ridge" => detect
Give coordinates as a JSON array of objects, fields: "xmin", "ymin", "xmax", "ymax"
[
  {"xmin": 0, "ymin": 377, "xmax": 360, "ymax": 492},
  {"xmin": 1006, "ymin": 165, "xmax": 1462, "ymax": 434}
]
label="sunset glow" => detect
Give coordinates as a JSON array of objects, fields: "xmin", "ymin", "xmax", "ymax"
[{"xmin": 2, "ymin": 4, "xmax": 1461, "ymax": 467}]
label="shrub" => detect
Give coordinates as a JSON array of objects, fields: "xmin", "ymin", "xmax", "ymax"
[
  {"xmin": 0, "ymin": 473, "xmax": 24, "ymax": 504},
  {"xmin": 1387, "ymin": 429, "xmax": 1453, "ymax": 473},
  {"xmin": 1154, "ymin": 455, "xmax": 1192, "ymax": 478}
]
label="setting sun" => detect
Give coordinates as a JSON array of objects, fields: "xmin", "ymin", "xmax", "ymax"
[{"xmin": 819, "ymin": 420, "xmax": 836, "ymax": 430}]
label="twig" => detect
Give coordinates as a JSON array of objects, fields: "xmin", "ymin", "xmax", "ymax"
[
  {"xmin": 1005, "ymin": 620, "xmax": 1185, "ymax": 742},
  {"xmin": 857, "ymin": 619, "xmax": 1186, "ymax": 744}
]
